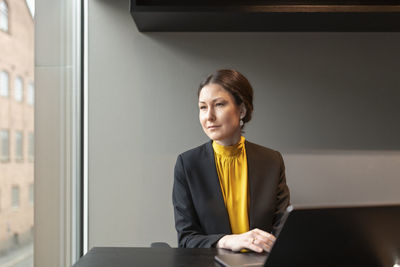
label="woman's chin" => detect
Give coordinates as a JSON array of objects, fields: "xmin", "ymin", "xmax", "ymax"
[{"xmin": 207, "ymin": 135, "xmax": 219, "ymax": 141}]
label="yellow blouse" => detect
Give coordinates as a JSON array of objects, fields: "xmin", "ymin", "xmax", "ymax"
[{"xmin": 212, "ymin": 136, "xmax": 249, "ymax": 234}]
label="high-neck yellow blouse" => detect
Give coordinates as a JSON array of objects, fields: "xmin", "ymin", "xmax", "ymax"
[{"xmin": 212, "ymin": 136, "xmax": 249, "ymax": 234}]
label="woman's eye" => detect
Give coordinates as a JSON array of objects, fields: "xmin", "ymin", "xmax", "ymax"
[
  {"xmin": 216, "ymin": 102, "xmax": 225, "ymax": 107},
  {"xmin": 199, "ymin": 106, "xmax": 206, "ymax": 110}
]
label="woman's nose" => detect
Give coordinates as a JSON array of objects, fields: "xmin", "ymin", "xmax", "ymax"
[{"xmin": 206, "ymin": 108, "xmax": 216, "ymax": 121}]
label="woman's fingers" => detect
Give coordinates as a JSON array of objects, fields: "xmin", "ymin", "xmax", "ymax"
[
  {"xmin": 253, "ymin": 228, "xmax": 276, "ymax": 241},
  {"xmin": 251, "ymin": 237, "xmax": 268, "ymax": 252},
  {"xmin": 262, "ymin": 236, "xmax": 275, "ymax": 247},
  {"xmin": 249, "ymin": 229, "xmax": 276, "ymax": 252},
  {"xmin": 246, "ymin": 237, "xmax": 263, "ymax": 253},
  {"xmin": 252, "ymin": 237, "xmax": 273, "ymax": 252},
  {"xmin": 252, "ymin": 228, "xmax": 268, "ymax": 237}
]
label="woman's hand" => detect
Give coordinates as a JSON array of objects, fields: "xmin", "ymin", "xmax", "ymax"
[{"xmin": 216, "ymin": 228, "xmax": 276, "ymax": 253}]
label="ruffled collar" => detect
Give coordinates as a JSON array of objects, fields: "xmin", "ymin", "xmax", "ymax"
[{"xmin": 212, "ymin": 136, "xmax": 245, "ymax": 157}]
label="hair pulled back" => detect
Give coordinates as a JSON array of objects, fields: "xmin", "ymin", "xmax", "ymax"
[{"xmin": 198, "ymin": 69, "xmax": 254, "ymax": 129}]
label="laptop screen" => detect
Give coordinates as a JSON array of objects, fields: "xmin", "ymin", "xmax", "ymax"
[{"xmin": 264, "ymin": 204, "xmax": 400, "ymax": 267}]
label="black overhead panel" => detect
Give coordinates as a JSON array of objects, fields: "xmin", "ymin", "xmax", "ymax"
[{"xmin": 130, "ymin": 0, "xmax": 400, "ymax": 32}]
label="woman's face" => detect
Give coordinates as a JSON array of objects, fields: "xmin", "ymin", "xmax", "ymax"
[{"xmin": 198, "ymin": 83, "xmax": 244, "ymax": 146}]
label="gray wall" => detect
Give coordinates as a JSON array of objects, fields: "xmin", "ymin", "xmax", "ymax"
[{"xmin": 89, "ymin": 0, "xmax": 400, "ymax": 248}]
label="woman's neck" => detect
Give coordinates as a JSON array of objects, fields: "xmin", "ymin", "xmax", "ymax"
[{"xmin": 214, "ymin": 131, "xmax": 242, "ymax": 146}]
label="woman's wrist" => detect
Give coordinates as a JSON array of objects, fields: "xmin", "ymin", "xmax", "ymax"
[{"xmin": 216, "ymin": 235, "xmax": 229, "ymax": 249}]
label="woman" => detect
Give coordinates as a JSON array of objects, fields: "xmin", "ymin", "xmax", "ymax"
[{"xmin": 172, "ymin": 69, "xmax": 290, "ymax": 253}]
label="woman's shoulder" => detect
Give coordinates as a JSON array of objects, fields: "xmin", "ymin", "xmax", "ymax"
[
  {"xmin": 178, "ymin": 141, "xmax": 212, "ymax": 160},
  {"xmin": 245, "ymin": 140, "xmax": 283, "ymax": 162}
]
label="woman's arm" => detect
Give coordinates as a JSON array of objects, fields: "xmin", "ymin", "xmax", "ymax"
[
  {"xmin": 173, "ymin": 155, "xmax": 225, "ymax": 248},
  {"xmin": 216, "ymin": 228, "xmax": 276, "ymax": 253}
]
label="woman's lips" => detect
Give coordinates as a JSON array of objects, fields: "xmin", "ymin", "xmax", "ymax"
[{"xmin": 207, "ymin": 125, "xmax": 220, "ymax": 129}]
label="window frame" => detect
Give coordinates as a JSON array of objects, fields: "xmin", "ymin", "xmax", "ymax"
[{"xmin": 35, "ymin": 0, "xmax": 86, "ymax": 265}]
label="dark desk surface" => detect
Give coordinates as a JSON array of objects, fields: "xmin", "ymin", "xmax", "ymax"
[{"xmin": 73, "ymin": 247, "xmax": 231, "ymax": 267}]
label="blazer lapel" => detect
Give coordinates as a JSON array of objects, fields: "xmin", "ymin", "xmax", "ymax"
[
  {"xmin": 245, "ymin": 141, "xmax": 259, "ymax": 229},
  {"xmin": 204, "ymin": 141, "xmax": 232, "ymax": 234}
]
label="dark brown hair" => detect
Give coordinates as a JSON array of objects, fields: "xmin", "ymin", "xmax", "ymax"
[{"xmin": 198, "ymin": 69, "xmax": 254, "ymax": 129}]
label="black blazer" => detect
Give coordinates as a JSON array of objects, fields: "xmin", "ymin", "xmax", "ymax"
[{"xmin": 172, "ymin": 140, "xmax": 290, "ymax": 248}]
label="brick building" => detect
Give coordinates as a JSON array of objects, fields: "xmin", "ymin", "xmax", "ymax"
[{"xmin": 0, "ymin": 0, "xmax": 34, "ymax": 253}]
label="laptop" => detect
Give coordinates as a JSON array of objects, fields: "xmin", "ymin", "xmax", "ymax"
[{"xmin": 215, "ymin": 204, "xmax": 400, "ymax": 267}]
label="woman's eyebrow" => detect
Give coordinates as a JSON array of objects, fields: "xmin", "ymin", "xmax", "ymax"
[{"xmin": 199, "ymin": 97, "xmax": 225, "ymax": 104}]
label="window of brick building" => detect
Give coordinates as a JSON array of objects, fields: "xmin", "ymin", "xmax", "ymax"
[
  {"xmin": 28, "ymin": 132, "xmax": 34, "ymax": 161},
  {"xmin": 28, "ymin": 82, "xmax": 34, "ymax": 105},
  {"xmin": 29, "ymin": 184, "xmax": 33, "ymax": 205},
  {"xmin": 11, "ymin": 185, "xmax": 20, "ymax": 208},
  {"xmin": 0, "ymin": 71, "xmax": 9, "ymax": 96},
  {"xmin": 1, "ymin": 0, "xmax": 34, "ymax": 265},
  {"xmin": 15, "ymin": 131, "xmax": 23, "ymax": 161},
  {"xmin": 0, "ymin": 0, "xmax": 8, "ymax": 32},
  {"xmin": 0, "ymin": 129, "xmax": 9, "ymax": 161},
  {"xmin": 14, "ymin": 76, "xmax": 24, "ymax": 102}
]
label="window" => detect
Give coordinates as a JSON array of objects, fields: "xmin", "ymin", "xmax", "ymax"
[
  {"xmin": 14, "ymin": 76, "xmax": 23, "ymax": 102},
  {"xmin": 11, "ymin": 186, "xmax": 20, "ymax": 208},
  {"xmin": 28, "ymin": 132, "xmax": 34, "ymax": 161},
  {"xmin": 27, "ymin": 82, "xmax": 34, "ymax": 105},
  {"xmin": 0, "ymin": 0, "xmax": 8, "ymax": 32},
  {"xmin": 15, "ymin": 131, "xmax": 23, "ymax": 161},
  {"xmin": 1, "ymin": 0, "xmax": 34, "ymax": 264},
  {"xmin": 29, "ymin": 184, "xmax": 34, "ymax": 205},
  {"xmin": 0, "ymin": 129, "xmax": 9, "ymax": 161},
  {"xmin": 0, "ymin": 71, "xmax": 9, "ymax": 96}
]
